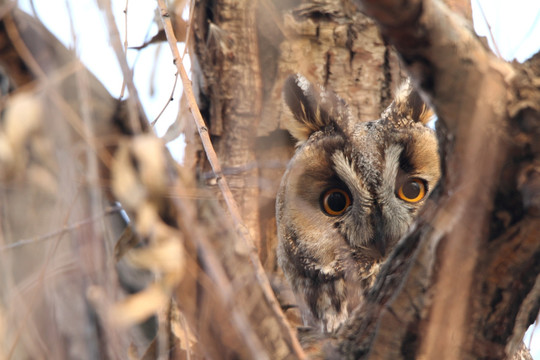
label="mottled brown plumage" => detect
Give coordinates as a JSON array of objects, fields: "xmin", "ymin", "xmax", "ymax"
[{"xmin": 276, "ymin": 75, "xmax": 440, "ymax": 333}]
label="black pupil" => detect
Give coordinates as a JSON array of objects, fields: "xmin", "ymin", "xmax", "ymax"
[
  {"xmin": 327, "ymin": 191, "xmax": 347, "ymax": 212},
  {"xmin": 402, "ymin": 181, "xmax": 421, "ymax": 199}
]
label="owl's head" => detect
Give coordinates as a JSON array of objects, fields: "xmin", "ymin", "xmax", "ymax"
[
  {"xmin": 276, "ymin": 75, "xmax": 440, "ymax": 331},
  {"xmin": 277, "ymin": 75, "xmax": 440, "ymax": 267}
]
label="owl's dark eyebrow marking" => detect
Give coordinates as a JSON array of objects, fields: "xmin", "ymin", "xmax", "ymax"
[{"xmin": 398, "ymin": 142, "xmax": 415, "ymax": 173}]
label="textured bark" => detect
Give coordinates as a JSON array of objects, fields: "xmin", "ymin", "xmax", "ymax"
[
  {"xmin": 191, "ymin": 0, "xmax": 263, "ymax": 248},
  {"xmin": 258, "ymin": 0, "xmax": 401, "ymax": 133}
]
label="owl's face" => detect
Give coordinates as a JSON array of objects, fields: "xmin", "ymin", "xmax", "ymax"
[{"xmin": 276, "ymin": 75, "xmax": 440, "ymax": 332}]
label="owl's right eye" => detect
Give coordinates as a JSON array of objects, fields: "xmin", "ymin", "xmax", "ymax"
[
  {"xmin": 397, "ymin": 178, "xmax": 426, "ymax": 203},
  {"xmin": 321, "ymin": 188, "xmax": 351, "ymax": 216}
]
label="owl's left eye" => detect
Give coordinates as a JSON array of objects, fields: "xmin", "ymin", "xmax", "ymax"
[
  {"xmin": 321, "ymin": 188, "xmax": 351, "ymax": 216},
  {"xmin": 397, "ymin": 178, "xmax": 426, "ymax": 203}
]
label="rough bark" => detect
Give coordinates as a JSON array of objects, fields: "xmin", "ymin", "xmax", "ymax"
[{"xmin": 191, "ymin": 0, "xmax": 263, "ymax": 248}]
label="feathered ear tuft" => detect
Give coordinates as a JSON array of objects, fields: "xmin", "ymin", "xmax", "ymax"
[
  {"xmin": 382, "ymin": 79, "xmax": 434, "ymax": 126},
  {"xmin": 282, "ymin": 74, "xmax": 336, "ymax": 143}
]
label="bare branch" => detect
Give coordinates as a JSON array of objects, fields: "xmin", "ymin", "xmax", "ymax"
[
  {"xmin": 96, "ymin": 0, "xmax": 147, "ymax": 133},
  {"xmin": 151, "ymin": 71, "xmax": 179, "ymax": 127},
  {"xmin": 119, "ymin": 0, "xmax": 129, "ymax": 99}
]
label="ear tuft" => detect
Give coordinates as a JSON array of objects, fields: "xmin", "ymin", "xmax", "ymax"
[
  {"xmin": 282, "ymin": 75, "xmax": 333, "ymax": 143},
  {"xmin": 383, "ymin": 79, "xmax": 434, "ymax": 126}
]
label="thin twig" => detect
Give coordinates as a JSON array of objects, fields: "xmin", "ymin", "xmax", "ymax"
[
  {"xmin": 6, "ymin": 190, "xmax": 83, "ymax": 359},
  {"xmin": 3, "ymin": 14, "xmax": 47, "ymax": 81},
  {"xmin": 152, "ymin": 71, "xmax": 179, "ymax": 126},
  {"xmin": 156, "ymin": 6, "xmax": 241, "ymax": 247},
  {"xmin": 155, "ymin": 3, "xmax": 270, "ymax": 357},
  {"xmin": 64, "ymin": 0, "xmax": 77, "ymax": 49},
  {"xmin": 183, "ymin": 1, "xmax": 195, "ymax": 57},
  {"xmin": 0, "ymin": 206, "xmax": 121, "ymax": 251},
  {"xmin": 156, "ymin": 2, "xmax": 247, "ymax": 240},
  {"xmin": 156, "ymin": 1, "xmax": 305, "ymax": 358},
  {"xmin": 96, "ymin": 0, "xmax": 146, "ymax": 133},
  {"xmin": 149, "ymin": 43, "xmax": 162, "ymax": 96},
  {"xmin": 119, "ymin": 0, "xmax": 129, "ymax": 99},
  {"xmin": 28, "ymin": 0, "xmax": 38, "ymax": 17},
  {"xmin": 474, "ymin": 0, "xmax": 502, "ymax": 58}
]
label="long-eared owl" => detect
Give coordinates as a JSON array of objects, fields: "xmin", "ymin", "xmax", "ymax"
[{"xmin": 276, "ymin": 75, "xmax": 440, "ymax": 333}]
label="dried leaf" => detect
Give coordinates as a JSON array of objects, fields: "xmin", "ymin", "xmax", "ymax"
[
  {"xmin": 162, "ymin": 94, "xmax": 189, "ymax": 144},
  {"xmin": 112, "ymin": 135, "xmax": 168, "ymax": 211},
  {"xmin": 4, "ymin": 92, "xmax": 42, "ymax": 150},
  {"xmin": 161, "ymin": 117, "xmax": 183, "ymax": 144},
  {"xmin": 0, "ymin": 133, "xmax": 14, "ymax": 179},
  {"xmin": 134, "ymin": 202, "xmax": 160, "ymax": 237},
  {"xmin": 111, "ymin": 141, "xmax": 147, "ymax": 211},
  {"xmin": 109, "ymin": 284, "xmax": 169, "ymax": 328},
  {"xmin": 0, "ymin": 92, "xmax": 44, "ymax": 180},
  {"xmin": 126, "ymin": 237, "xmax": 184, "ymax": 276},
  {"xmin": 114, "ymin": 225, "xmax": 140, "ymax": 261},
  {"xmin": 130, "ymin": 135, "xmax": 168, "ymax": 195},
  {"xmin": 170, "ymin": 302, "xmax": 198, "ymax": 351}
]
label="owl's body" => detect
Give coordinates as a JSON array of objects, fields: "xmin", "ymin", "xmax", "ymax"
[{"xmin": 276, "ymin": 75, "xmax": 440, "ymax": 333}]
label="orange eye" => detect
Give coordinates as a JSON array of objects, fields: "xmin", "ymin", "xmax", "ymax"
[
  {"xmin": 321, "ymin": 188, "xmax": 351, "ymax": 216},
  {"xmin": 397, "ymin": 178, "xmax": 426, "ymax": 203}
]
